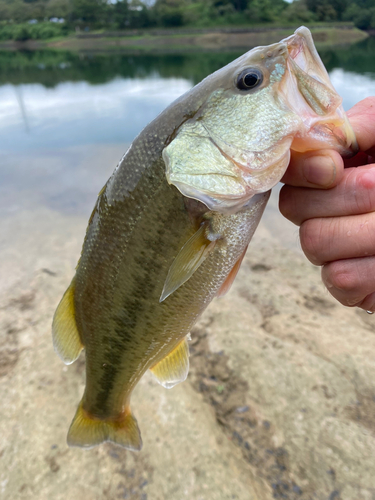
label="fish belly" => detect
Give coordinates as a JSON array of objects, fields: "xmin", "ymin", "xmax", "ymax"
[{"xmin": 74, "ymin": 179, "xmax": 269, "ymax": 423}]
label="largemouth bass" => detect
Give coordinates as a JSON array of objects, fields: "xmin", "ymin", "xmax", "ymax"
[{"xmin": 52, "ymin": 27, "xmax": 356, "ymax": 450}]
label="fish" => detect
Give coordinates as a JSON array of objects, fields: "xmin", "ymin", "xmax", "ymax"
[{"xmin": 52, "ymin": 27, "xmax": 357, "ymax": 450}]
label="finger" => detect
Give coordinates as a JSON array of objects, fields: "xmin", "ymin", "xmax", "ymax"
[
  {"xmin": 280, "ymin": 149, "xmax": 344, "ymax": 188},
  {"xmin": 347, "ymin": 96, "xmax": 375, "ymax": 156},
  {"xmin": 357, "ymin": 291, "xmax": 375, "ymax": 312},
  {"xmin": 300, "ymin": 212, "xmax": 375, "ymax": 266},
  {"xmin": 281, "ymin": 97, "xmax": 375, "ymax": 187},
  {"xmin": 322, "ymin": 256, "xmax": 375, "ymax": 311},
  {"xmin": 344, "ymin": 151, "xmax": 374, "ymax": 169},
  {"xmin": 280, "ymin": 164, "xmax": 375, "ymax": 226}
]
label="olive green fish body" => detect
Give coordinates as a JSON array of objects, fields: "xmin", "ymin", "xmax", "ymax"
[
  {"xmin": 52, "ymin": 27, "xmax": 357, "ymax": 450},
  {"xmin": 75, "ymin": 145, "xmax": 268, "ymax": 419}
]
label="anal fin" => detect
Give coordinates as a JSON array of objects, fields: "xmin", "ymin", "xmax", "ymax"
[
  {"xmin": 150, "ymin": 337, "xmax": 189, "ymax": 389},
  {"xmin": 67, "ymin": 401, "xmax": 142, "ymax": 451},
  {"xmin": 160, "ymin": 223, "xmax": 217, "ymax": 302},
  {"xmin": 52, "ymin": 279, "xmax": 83, "ymax": 365},
  {"xmin": 217, "ymin": 245, "xmax": 248, "ymax": 298}
]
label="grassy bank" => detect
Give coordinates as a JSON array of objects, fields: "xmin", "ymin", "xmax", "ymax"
[
  {"xmin": 1, "ymin": 35, "xmax": 374, "ymax": 88},
  {"xmin": 0, "ymin": 25, "xmax": 368, "ymax": 54}
]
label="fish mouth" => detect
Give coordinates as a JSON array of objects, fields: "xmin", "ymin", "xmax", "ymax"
[
  {"xmin": 283, "ymin": 26, "xmax": 329, "ymax": 84},
  {"xmin": 280, "ymin": 27, "xmax": 358, "ymax": 157}
]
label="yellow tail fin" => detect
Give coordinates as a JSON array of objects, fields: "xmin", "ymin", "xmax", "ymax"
[{"xmin": 67, "ymin": 401, "xmax": 142, "ymax": 450}]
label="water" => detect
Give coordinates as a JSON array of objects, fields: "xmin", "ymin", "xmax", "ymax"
[{"xmin": 1, "ymin": 37, "xmax": 375, "ymax": 234}]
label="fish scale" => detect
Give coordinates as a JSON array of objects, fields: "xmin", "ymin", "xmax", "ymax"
[{"xmin": 52, "ymin": 27, "xmax": 357, "ymax": 450}]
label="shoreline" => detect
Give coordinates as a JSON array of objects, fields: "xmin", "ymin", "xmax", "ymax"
[{"xmin": 0, "ymin": 25, "xmax": 368, "ymax": 53}]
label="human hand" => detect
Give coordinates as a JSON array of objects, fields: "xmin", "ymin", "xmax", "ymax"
[{"xmin": 279, "ymin": 97, "xmax": 375, "ymax": 311}]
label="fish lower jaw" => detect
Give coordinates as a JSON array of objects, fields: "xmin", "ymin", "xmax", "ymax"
[
  {"xmin": 290, "ymin": 119, "xmax": 358, "ymax": 157},
  {"xmin": 241, "ymin": 153, "xmax": 291, "ymax": 196},
  {"xmin": 168, "ymin": 149, "xmax": 291, "ymax": 214}
]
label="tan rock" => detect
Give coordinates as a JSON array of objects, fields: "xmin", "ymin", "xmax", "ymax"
[{"xmin": 1, "ymin": 193, "xmax": 374, "ymax": 499}]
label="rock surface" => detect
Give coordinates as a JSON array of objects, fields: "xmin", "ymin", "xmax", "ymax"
[{"xmin": 1, "ymin": 194, "xmax": 375, "ymax": 500}]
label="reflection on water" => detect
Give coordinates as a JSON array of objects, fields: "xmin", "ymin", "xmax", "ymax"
[
  {"xmin": 330, "ymin": 69, "xmax": 375, "ymax": 110},
  {"xmin": 0, "ymin": 50, "xmax": 242, "ymax": 87},
  {"xmin": 0, "ymin": 77, "xmax": 192, "ymax": 151},
  {"xmin": 1, "ymin": 37, "xmax": 375, "ymax": 225}
]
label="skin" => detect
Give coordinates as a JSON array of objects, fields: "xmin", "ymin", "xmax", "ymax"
[
  {"xmin": 279, "ymin": 96, "xmax": 375, "ymax": 312},
  {"xmin": 63, "ymin": 41, "xmax": 291, "ymax": 448},
  {"xmin": 53, "ymin": 29, "xmax": 357, "ymax": 449}
]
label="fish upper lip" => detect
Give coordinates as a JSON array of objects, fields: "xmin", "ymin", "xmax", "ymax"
[
  {"xmin": 283, "ymin": 26, "xmax": 321, "ymax": 71},
  {"xmin": 270, "ymin": 43, "xmax": 288, "ymax": 58},
  {"xmin": 283, "ymin": 26, "xmax": 315, "ymax": 55}
]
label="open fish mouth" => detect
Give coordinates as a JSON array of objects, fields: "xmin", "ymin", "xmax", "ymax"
[
  {"xmin": 164, "ymin": 26, "xmax": 358, "ymax": 214},
  {"xmin": 281, "ymin": 27, "xmax": 358, "ymax": 157}
]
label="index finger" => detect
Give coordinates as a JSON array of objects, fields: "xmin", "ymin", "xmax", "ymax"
[
  {"xmin": 346, "ymin": 96, "xmax": 375, "ymax": 156},
  {"xmin": 281, "ymin": 96, "xmax": 375, "ymax": 188}
]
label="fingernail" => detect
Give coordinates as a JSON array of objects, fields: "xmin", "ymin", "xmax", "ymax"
[{"xmin": 303, "ymin": 156, "xmax": 336, "ymax": 187}]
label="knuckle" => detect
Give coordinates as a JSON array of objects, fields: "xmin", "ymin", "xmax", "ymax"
[
  {"xmin": 361, "ymin": 96, "xmax": 375, "ymax": 109},
  {"xmin": 325, "ymin": 261, "xmax": 358, "ymax": 293},
  {"xmin": 279, "ymin": 186, "xmax": 300, "ymax": 224},
  {"xmin": 348, "ymin": 167, "xmax": 375, "ymax": 214},
  {"xmin": 299, "ymin": 219, "xmax": 324, "ymax": 264}
]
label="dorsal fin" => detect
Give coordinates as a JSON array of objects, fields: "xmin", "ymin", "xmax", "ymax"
[
  {"xmin": 52, "ymin": 279, "xmax": 83, "ymax": 365},
  {"xmin": 160, "ymin": 223, "xmax": 217, "ymax": 302},
  {"xmin": 150, "ymin": 337, "xmax": 190, "ymax": 389}
]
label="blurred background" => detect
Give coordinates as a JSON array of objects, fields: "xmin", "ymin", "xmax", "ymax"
[
  {"xmin": 1, "ymin": 0, "xmax": 375, "ymax": 256},
  {"xmin": 1, "ymin": 0, "xmax": 375, "ymax": 237},
  {"xmin": 1, "ymin": 2, "xmax": 375, "ymax": 500}
]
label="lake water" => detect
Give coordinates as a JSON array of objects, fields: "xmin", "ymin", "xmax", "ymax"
[{"xmin": 1, "ymin": 36, "xmax": 375, "ymax": 249}]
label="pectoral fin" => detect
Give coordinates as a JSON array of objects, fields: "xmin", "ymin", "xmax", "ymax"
[
  {"xmin": 52, "ymin": 279, "xmax": 83, "ymax": 365},
  {"xmin": 160, "ymin": 223, "xmax": 217, "ymax": 302},
  {"xmin": 217, "ymin": 245, "xmax": 248, "ymax": 298},
  {"xmin": 150, "ymin": 337, "xmax": 190, "ymax": 389}
]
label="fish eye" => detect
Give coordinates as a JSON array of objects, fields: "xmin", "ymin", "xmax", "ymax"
[{"xmin": 236, "ymin": 68, "xmax": 263, "ymax": 91}]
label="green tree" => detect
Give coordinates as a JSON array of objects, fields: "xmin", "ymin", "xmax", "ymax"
[
  {"xmin": 181, "ymin": 1, "xmax": 212, "ymax": 26},
  {"xmin": 127, "ymin": 0, "xmax": 151, "ymax": 28},
  {"xmin": 246, "ymin": 0, "xmax": 287, "ymax": 23},
  {"xmin": 305, "ymin": 0, "xmax": 349, "ymax": 20},
  {"xmin": 354, "ymin": 0, "xmax": 375, "ymax": 8},
  {"xmin": 343, "ymin": 1, "xmax": 375, "ymax": 28},
  {"xmin": 45, "ymin": 0, "xmax": 71, "ymax": 19},
  {"xmin": 213, "ymin": 0, "xmax": 249, "ymax": 12},
  {"xmin": 112, "ymin": 0, "xmax": 130, "ymax": 29},
  {"xmin": 71, "ymin": 0, "xmax": 109, "ymax": 26},
  {"xmin": 13, "ymin": 24, "xmax": 31, "ymax": 40},
  {"xmin": 8, "ymin": 0, "xmax": 33, "ymax": 22},
  {"xmin": 153, "ymin": 0, "xmax": 185, "ymax": 27},
  {"xmin": 0, "ymin": 2, "xmax": 11, "ymax": 21},
  {"xmin": 282, "ymin": 0, "xmax": 316, "ymax": 22}
]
